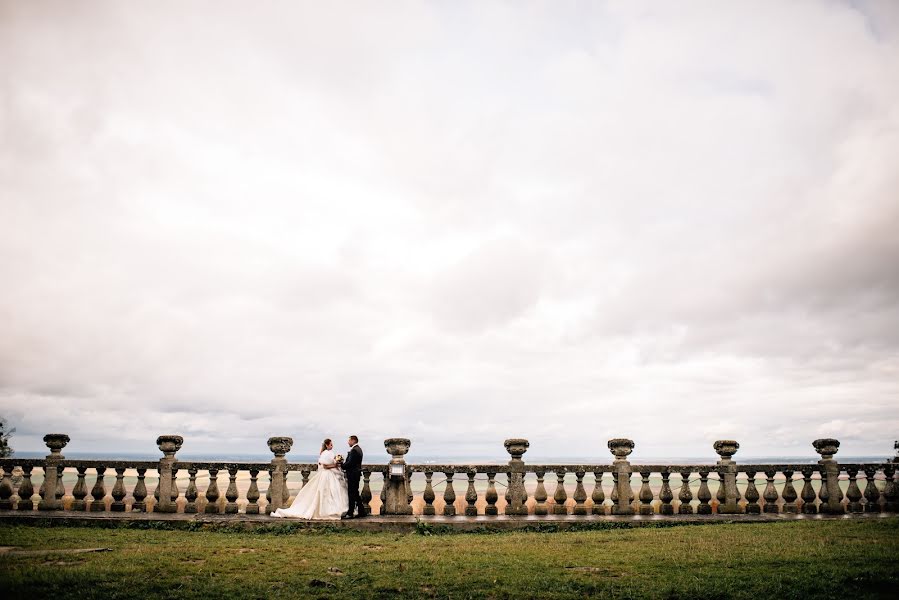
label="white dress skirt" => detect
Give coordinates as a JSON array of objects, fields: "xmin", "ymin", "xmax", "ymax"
[{"xmin": 271, "ymin": 449, "xmax": 349, "ymax": 520}]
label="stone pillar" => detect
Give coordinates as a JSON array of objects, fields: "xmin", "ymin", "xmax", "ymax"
[
  {"xmin": 503, "ymin": 438, "xmax": 529, "ymax": 516},
  {"xmin": 608, "ymin": 438, "xmax": 634, "ymax": 515},
  {"xmin": 38, "ymin": 433, "xmax": 69, "ymax": 510},
  {"xmin": 713, "ymin": 440, "xmax": 741, "ymax": 514},
  {"xmin": 154, "ymin": 435, "xmax": 183, "ymax": 513},
  {"xmin": 266, "ymin": 437, "xmax": 292, "ymax": 514},
  {"xmin": 383, "ymin": 438, "xmax": 412, "ymax": 515},
  {"xmin": 813, "ymin": 438, "xmax": 844, "ymax": 514}
]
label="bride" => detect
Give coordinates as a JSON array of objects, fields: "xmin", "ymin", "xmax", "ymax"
[{"xmin": 271, "ymin": 438, "xmax": 348, "ymax": 520}]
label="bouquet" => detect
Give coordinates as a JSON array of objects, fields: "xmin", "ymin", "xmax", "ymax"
[{"xmin": 335, "ymin": 454, "xmax": 344, "ymax": 465}]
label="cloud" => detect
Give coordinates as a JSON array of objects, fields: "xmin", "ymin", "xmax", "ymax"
[{"xmin": 1, "ymin": 1, "xmax": 898, "ymax": 459}]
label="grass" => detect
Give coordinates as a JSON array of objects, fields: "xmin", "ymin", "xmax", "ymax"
[{"xmin": 1, "ymin": 519, "xmax": 897, "ymax": 599}]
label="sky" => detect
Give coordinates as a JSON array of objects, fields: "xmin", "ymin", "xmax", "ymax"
[{"xmin": 1, "ymin": 1, "xmax": 898, "ymax": 461}]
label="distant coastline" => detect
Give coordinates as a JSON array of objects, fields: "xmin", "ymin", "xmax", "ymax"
[{"xmin": 9, "ymin": 451, "xmax": 892, "ymax": 465}]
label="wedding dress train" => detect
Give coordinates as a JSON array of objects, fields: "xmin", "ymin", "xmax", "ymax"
[{"xmin": 271, "ymin": 449, "xmax": 348, "ymax": 520}]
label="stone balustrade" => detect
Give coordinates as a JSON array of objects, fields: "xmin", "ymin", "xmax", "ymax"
[{"xmin": 1, "ymin": 434, "xmax": 897, "ymax": 517}]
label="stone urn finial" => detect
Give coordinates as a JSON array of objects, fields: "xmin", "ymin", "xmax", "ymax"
[
  {"xmin": 384, "ymin": 438, "xmax": 411, "ymax": 462},
  {"xmin": 267, "ymin": 436, "xmax": 293, "ymax": 458},
  {"xmin": 43, "ymin": 433, "xmax": 70, "ymax": 457},
  {"xmin": 812, "ymin": 438, "xmax": 840, "ymax": 460},
  {"xmin": 504, "ymin": 438, "xmax": 529, "ymax": 462},
  {"xmin": 156, "ymin": 435, "xmax": 184, "ymax": 458},
  {"xmin": 607, "ymin": 438, "xmax": 635, "ymax": 461},
  {"xmin": 713, "ymin": 440, "xmax": 740, "ymax": 461}
]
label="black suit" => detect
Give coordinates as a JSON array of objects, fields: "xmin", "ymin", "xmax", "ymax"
[{"xmin": 341, "ymin": 444, "xmax": 364, "ymax": 516}]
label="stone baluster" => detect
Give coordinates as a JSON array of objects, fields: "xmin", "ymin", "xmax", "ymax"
[
  {"xmin": 744, "ymin": 471, "xmax": 760, "ymax": 514},
  {"xmin": 845, "ymin": 467, "xmax": 863, "ymax": 513},
  {"xmin": 659, "ymin": 470, "xmax": 674, "ymax": 515},
  {"xmin": 533, "ymin": 471, "xmax": 547, "ymax": 516},
  {"xmin": 505, "ymin": 473, "xmax": 512, "ymax": 508},
  {"xmin": 800, "ymin": 467, "xmax": 817, "ymax": 514},
  {"xmin": 360, "ymin": 470, "xmax": 372, "ymax": 516},
  {"xmin": 423, "ymin": 471, "xmax": 436, "ymax": 516},
  {"xmin": 39, "ymin": 433, "xmax": 69, "ymax": 510},
  {"xmin": 697, "ymin": 469, "xmax": 712, "ymax": 514},
  {"xmin": 503, "ymin": 439, "xmax": 529, "ymax": 516},
  {"xmin": 882, "ymin": 464, "xmax": 897, "ymax": 512},
  {"xmin": 463, "ymin": 471, "xmax": 477, "ymax": 516},
  {"xmin": 762, "ymin": 469, "xmax": 779, "ymax": 513},
  {"xmin": 132, "ymin": 468, "xmax": 148, "ymax": 512},
  {"xmin": 301, "ymin": 470, "xmax": 311, "ymax": 489},
  {"xmin": 266, "ymin": 436, "xmax": 292, "ymax": 514},
  {"xmin": 72, "ymin": 466, "xmax": 88, "ymax": 511},
  {"xmin": 379, "ymin": 472, "xmax": 387, "ymax": 515},
  {"xmin": 638, "ymin": 471, "xmax": 653, "ymax": 515},
  {"xmin": 608, "ymin": 439, "xmax": 635, "ymax": 515},
  {"xmin": 781, "ymin": 470, "xmax": 798, "ymax": 513},
  {"xmin": 883, "ymin": 463, "xmax": 899, "ymax": 512},
  {"xmin": 0, "ymin": 466, "xmax": 13, "ymax": 510},
  {"xmin": 813, "ymin": 438, "xmax": 843, "ymax": 514},
  {"xmin": 55, "ymin": 465, "xmax": 65, "ymax": 505},
  {"xmin": 89, "ymin": 467, "xmax": 106, "ymax": 512},
  {"xmin": 863, "ymin": 466, "xmax": 880, "ymax": 513},
  {"xmin": 573, "ymin": 471, "xmax": 588, "ymax": 516},
  {"xmin": 184, "ymin": 467, "xmax": 199, "ymax": 514},
  {"xmin": 17, "ymin": 466, "xmax": 34, "ymax": 510},
  {"xmin": 245, "ymin": 469, "xmax": 260, "ymax": 515},
  {"xmin": 205, "ymin": 468, "xmax": 220, "ymax": 514},
  {"xmin": 485, "ymin": 471, "xmax": 499, "ymax": 516},
  {"xmin": 266, "ymin": 468, "xmax": 273, "ymax": 510},
  {"xmin": 443, "ymin": 471, "xmax": 456, "ymax": 516},
  {"xmin": 155, "ymin": 435, "xmax": 183, "ymax": 513},
  {"xmin": 384, "ymin": 438, "xmax": 413, "ymax": 515},
  {"xmin": 171, "ymin": 468, "xmax": 180, "ymax": 507},
  {"xmin": 592, "ymin": 471, "xmax": 605, "ymax": 515},
  {"xmin": 226, "ymin": 467, "xmax": 240, "ymax": 514},
  {"xmin": 553, "ymin": 469, "xmax": 568, "ymax": 515},
  {"xmin": 713, "ymin": 440, "xmax": 741, "ymax": 514},
  {"xmin": 678, "ymin": 471, "xmax": 693, "ymax": 514},
  {"xmin": 111, "ymin": 467, "xmax": 127, "ymax": 512}
]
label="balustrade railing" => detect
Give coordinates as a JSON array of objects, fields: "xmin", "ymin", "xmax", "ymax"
[{"xmin": 1, "ymin": 434, "xmax": 896, "ymax": 518}]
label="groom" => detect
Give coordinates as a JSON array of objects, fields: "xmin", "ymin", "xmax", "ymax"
[{"xmin": 341, "ymin": 435, "xmax": 364, "ymax": 519}]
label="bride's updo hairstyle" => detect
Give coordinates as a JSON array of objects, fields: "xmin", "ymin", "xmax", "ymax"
[{"xmin": 320, "ymin": 438, "xmax": 332, "ymax": 453}]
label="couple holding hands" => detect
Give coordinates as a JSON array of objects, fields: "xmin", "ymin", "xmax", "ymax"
[{"xmin": 271, "ymin": 435, "xmax": 365, "ymax": 520}]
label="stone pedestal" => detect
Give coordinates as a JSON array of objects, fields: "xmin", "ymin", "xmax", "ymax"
[
  {"xmin": 814, "ymin": 438, "xmax": 844, "ymax": 514},
  {"xmin": 266, "ymin": 437, "xmax": 292, "ymax": 514},
  {"xmin": 383, "ymin": 438, "xmax": 412, "ymax": 515},
  {"xmin": 38, "ymin": 433, "xmax": 69, "ymax": 510},
  {"xmin": 608, "ymin": 438, "xmax": 634, "ymax": 515},
  {"xmin": 713, "ymin": 440, "xmax": 741, "ymax": 514},
  {"xmin": 503, "ymin": 438, "xmax": 529, "ymax": 516},
  {"xmin": 154, "ymin": 435, "xmax": 183, "ymax": 513}
]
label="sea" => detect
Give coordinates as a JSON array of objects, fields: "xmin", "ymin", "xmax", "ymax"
[{"xmin": 9, "ymin": 451, "xmax": 892, "ymax": 465}]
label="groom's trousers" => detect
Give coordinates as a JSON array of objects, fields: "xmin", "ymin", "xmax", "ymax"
[{"xmin": 347, "ymin": 472, "xmax": 363, "ymax": 516}]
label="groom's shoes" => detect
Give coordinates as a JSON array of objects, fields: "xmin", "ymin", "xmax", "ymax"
[{"xmin": 340, "ymin": 512, "xmax": 354, "ymax": 520}]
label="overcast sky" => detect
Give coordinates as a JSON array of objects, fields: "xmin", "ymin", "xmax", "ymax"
[{"xmin": 1, "ymin": 1, "xmax": 898, "ymax": 461}]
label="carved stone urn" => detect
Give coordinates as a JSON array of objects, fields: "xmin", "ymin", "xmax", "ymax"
[
  {"xmin": 713, "ymin": 440, "xmax": 740, "ymax": 462},
  {"xmin": 384, "ymin": 438, "xmax": 411, "ymax": 461},
  {"xmin": 504, "ymin": 438, "xmax": 530, "ymax": 463},
  {"xmin": 267, "ymin": 437, "xmax": 293, "ymax": 458},
  {"xmin": 812, "ymin": 438, "xmax": 840, "ymax": 460},
  {"xmin": 608, "ymin": 438, "xmax": 635, "ymax": 461},
  {"xmin": 43, "ymin": 434, "xmax": 70, "ymax": 457},
  {"xmin": 156, "ymin": 435, "xmax": 184, "ymax": 458}
]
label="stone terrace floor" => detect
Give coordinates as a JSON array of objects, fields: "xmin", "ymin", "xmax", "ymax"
[{"xmin": 1, "ymin": 511, "xmax": 895, "ymax": 532}]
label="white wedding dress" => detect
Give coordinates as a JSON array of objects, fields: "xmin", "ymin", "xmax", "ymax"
[{"xmin": 271, "ymin": 449, "xmax": 349, "ymax": 520}]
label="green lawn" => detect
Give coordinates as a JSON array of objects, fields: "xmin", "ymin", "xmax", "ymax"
[{"xmin": 1, "ymin": 519, "xmax": 897, "ymax": 599}]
